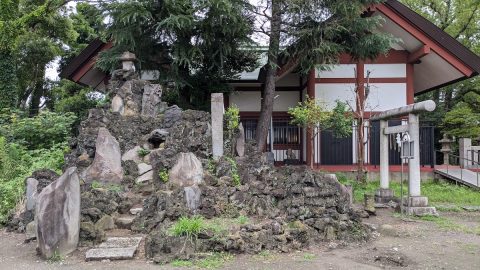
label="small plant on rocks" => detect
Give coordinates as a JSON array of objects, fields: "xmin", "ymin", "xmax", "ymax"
[
  {"xmin": 137, "ymin": 148, "xmax": 150, "ymax": 157},
  {"xmin": 225, "ymin": 157, "xmax": 240, "ymax": 186},
  {"xmin": 158, "ymin": 169, "xmax": 169, "ymax": 183},
  {"xmin": 169, "ymin": 216, "xmax": 207, "ymax": 253}
]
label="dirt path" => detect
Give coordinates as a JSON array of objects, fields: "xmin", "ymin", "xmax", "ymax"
[{"xmin": 1, "ymin": 209, "xmax": 479, "ymax": 270}]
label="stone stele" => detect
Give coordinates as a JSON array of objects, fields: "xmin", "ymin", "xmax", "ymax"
[
  {"xmin": 168, "ymin": 152, "xmax": 204, "ymax": 187},
  {"xmin": 36, "ymin": 167, "xmax": 80, "ymax": 259},
  {"xmin": 83, "ymin": 127, "xmax": 124, "ymax": 183}
]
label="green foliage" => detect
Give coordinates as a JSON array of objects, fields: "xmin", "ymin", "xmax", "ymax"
[
  {"xmin": 0, "ymin": 137, "xmax": 66, "ymax": 223},
  {"xmin": 137, "ymin": 148, "xmax": 151, "ymax": 157},
  {"xmin": 225, "ymin": 157, "xmax": 241, "ymax": 186},
  {"xmin": 169, "ymin": 216, "xmax": 207, "ymax": 237},
  {"xmin": 98, "ymin": 0, "xmax": 258, "ymax": 109},
  {"xmin": 225, "ymin": 105, "xmax": 240, "ymax": 132},
  {"xmin": 442, "ymin": 103, "xmax": 480, "ymax": 138},
  {"xmin": 91, "ymin": 181, "xmax": 123, "ymax": 193},
  {"xmin": 337, "ymin": 175, "xmax": 480, "ymax": 207},
  {"xmin": 0, "ymin": 51, "xmax": 17, "ymax": 110},
  {"xmin": 289, "ymin": 98, "xmax": 352, "ymax": 137},
  {"xmin": 158, "ymin": 169, "xmax": 169, "ymax": 183},
  {"xmin": 236, "ymin": 215, "xmax": 249, "ymax": 225},
  {"xmin": 0, "ymin": 110, "xmax": 76, "ymax": 150},
  {"xmin": 47, "ymin": 250, "xmax": 64, "ymax": 263},
  {"xmin": 171, "ymin": 252, "xmax": 233, "ymax": 269},
  {"xmin": 303, "ymin": 253, "xmax": 315, "ymax": 261},
  {"xmin": 51, "ymin": 80, "xmax": 102, "ymax": 124}
]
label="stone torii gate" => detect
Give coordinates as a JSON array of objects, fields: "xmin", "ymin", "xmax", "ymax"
[{"xmin": 370, "ymin": 100, "xmax": 437, "ymax": 216}]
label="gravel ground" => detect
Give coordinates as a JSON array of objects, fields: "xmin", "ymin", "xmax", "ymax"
[{"xmin": 1, "ymin": 209, "xmax": 479, "ymax": 270}]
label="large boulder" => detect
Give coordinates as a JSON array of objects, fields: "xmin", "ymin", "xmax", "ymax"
[
  {"xmin": 168, "ymin": 152, "xmax": 204, "ymax": 187},
  {"xmin": 36, "ymin": 167, "xmax": 80, "ymax": 259},
  {"xmin": 83, "ymin": 127, "xmax": 124, "ymax": 184}
]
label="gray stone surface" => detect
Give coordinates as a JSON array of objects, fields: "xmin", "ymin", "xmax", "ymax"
[
  {"xmin": 236, "ymin": 122, "xmax": 245, "ymax": 157},
  {"xmin": 111, "ymin": 95, "xmax": 124, "ymax": 114},
  {"xmin": 137, "ymin": 163, "xmax": 152, "ymax": 176},
  {"xmin": 83, "ymin": 128, "xmax": 124, "ymax": 184},
  {"xmin": 169, "ymin": 152, "xmax": 204, "ymax": 187},
  {"xmin": 115, "ymin": 216, "xmax": 135, "ymax": 229},
  {"xmin": 95, "ymin": 215, "xmax": 115, "ymax": 231},
  {"xmin": 375, "ymin": 188, "xmax": 395, "ymax": 203},
  {"xmin": 211, "ymin": 93, "xmax": 224, "ymax": 160},
  {"xmin": 406, "ymin": 196, "xmax": 429, "ymax": 207},
  {"xmin": 162, "ymin": 105, "xmax": 183, "ymax": 128},
  {"xmin": 407, "ymin": 206, "xmax": 438, "ymax": 216},
  {"xmin": 36, "ymin": 167, "xmax": 80, "ymax": 259},
  {"xmin": 136, "ymin": 170, "xmax": 153, "ymax": 183},
  {"xmin": 129, "ymin": 207, "xmax": 143, "ymax": 215},
  {"xmin": 25, "ymin": 221, "xmax": 36, "ymax": 241},
  {"xmin": 85, "ymin": 237, "xmax": 143, "ymax": 261},
  {"xmin": 122, "ymin": 146, "xmax": 143, "ymax": 164},
  {"xmin": 141, "ymin": 84, "xmax": 162, "ymax": 117},
  {"xmin": 26, "ymin": 178, "xmax": 38, "ymax": 211}
]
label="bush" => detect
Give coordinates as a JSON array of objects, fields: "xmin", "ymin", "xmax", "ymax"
[
  {"xmin": 169, "ymin": 216, "xmax": 207, "ymax": 238},
  {"xmin": 0, "ymin": 110, "xmax": 76, "ymax": 150},
  {"xmin": 0, "ymin": 137, "xmax": 66, "ymax": 223}
]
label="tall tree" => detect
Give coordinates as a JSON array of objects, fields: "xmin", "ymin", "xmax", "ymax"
[
  {"xmin": 252, "ymin": 0, "xmax": 393, "ymax": 152},
  {"xmin": 402, "ymin": 0, "xmax": 480, "ymax": 137},
  {"xmin": 0, "ymin": 0, "xmax": 76, "ymax": 114},
  {"xmin": 96, "ymin": 0, "xmax": 258, "ymax": 110}
]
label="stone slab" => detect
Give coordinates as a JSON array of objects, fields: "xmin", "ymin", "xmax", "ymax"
[
  {"xmin": 136, "ymin": 170, "xmax": 153, "ymax": 183},
  {"xmin": 98, "ymin": 237, "xmax": 142, "ymax": 248},
  {"xmin": 115, "ymin": 216, "xmax": 135, "ymax": 229},
  {"xmin": 85, "ymin": 237, "xmax": 143, "ymax": 261},
  {"xmin": 85, "ymin": 247, "xmax": 137, "ymax": 261},
  {"xmin": 137, "ymin": 163, "xmax": 152, "ymax": 176},
  {"xmin": 129, "ymin": 207, "xmax": 143, "ymax": 215}
]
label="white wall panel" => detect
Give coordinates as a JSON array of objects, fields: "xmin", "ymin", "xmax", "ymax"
[
  {"xmin": 316, "ymin": 64, "xmax": 356, "ymax": 78},
  {"xmin": 314, "ymin": 83, "xmax": 356, "ymax": 110},
  {"xmin": 230, "ymin": 91, "xmax": 261, "ymax": 111},
  {"xmin": 366, "ymin": 83, "xmax": 407, "ymax": 111},
  {"xmin": 364, "ymin": 64, "xmax": 406, "ymax": 78},
  {"xmin": 230, "ymin": 91, "xmax": 299, "ymax": 112},
  {"xmin": 273, "ymin": 91, "xmax": 300, "ymax": 111}
]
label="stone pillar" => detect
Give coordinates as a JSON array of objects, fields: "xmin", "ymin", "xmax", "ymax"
[
  {"xmin": 375, "ymin": 120, "xmax": 394, "ymax": 203},
  {"xmin": 408, "ymin": 113, "xmax": 421, "ymax": 197},
  {"xmin": 379, "ymin": 120, "xmax": 389, "ymax": 189},
  {"xmin": 459, "ymin": 138, "xmax": 471, "ymax": 168},
  {"xmin": 406, "ymin": 113, "xmax": 437, "ymax": 216},
  {"xmin": 120, "ymin": 51, "xmax": 136, "ymax": 71},
  {"xmin": 211, "ymin": 93, "xmax": 224, "ymax": 160}
]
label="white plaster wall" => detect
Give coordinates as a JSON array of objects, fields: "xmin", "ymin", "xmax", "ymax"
[
  {"xmin": 366, "ymin": 83, "xmax": 407, "ymax": 111},
  {"xmin": 230, "ymin": 91, "xmax": 261, "ymax": 111},
  {"xmin": 364, "ymin": 64, "xmax": 406, "ymax": 78},
  {"xmin": 230, "ymin": 91, "xmax": 299, "ymax": 112},
  {"xmin": 315, "ymin": 83, "xmax": 356, "ymax": 110},
  {"xmin": 316, "ymin": 64, "xmax": 356, "ymax": 78},
  {"xmin": 273, "ymin": 91, "xmax": 300, "ymax": 111}
]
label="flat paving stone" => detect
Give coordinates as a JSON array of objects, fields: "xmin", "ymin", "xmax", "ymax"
[{"xmin": 85, "ymin": 237, "xmax": 143, "ymax": 261}]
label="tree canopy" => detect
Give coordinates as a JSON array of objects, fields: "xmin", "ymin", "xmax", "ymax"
[{"xmin": 97, "ymin": 0, "xmax": 258, "ymax": 110}]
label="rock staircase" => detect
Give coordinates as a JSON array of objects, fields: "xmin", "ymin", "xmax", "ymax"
[{"xmin": 85, "ymin": 191, "xmax": 147, "ymax": 261}]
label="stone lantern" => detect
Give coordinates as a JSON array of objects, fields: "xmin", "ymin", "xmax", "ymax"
[
  {"xmin": 439, "ymin": 134, "xmax": 453, "ymax": 165},
  {"xmin": 119, "ymin": 51, "xmax": 136, "ymax": 71}
]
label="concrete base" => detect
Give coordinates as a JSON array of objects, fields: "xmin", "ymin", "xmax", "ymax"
[
  {"xmin": 406, "ymin": 206, "xmax": 438, "ymax": 216},
  {"xmin": 374, "ymin": 188, "xmax": 395, "ymax": 203},
  {"xmin": 403, "ymin": 196, "xmax": 438, "ymax": 216}
]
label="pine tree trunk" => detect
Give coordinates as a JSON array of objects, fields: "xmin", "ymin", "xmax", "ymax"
[
  {"xmin": 29, "ymin": 79, "xmax": 44, "ymax": 116},
  {"xmin": 255, "ymin": 0, "xmax": 281, "ymax": 152}
]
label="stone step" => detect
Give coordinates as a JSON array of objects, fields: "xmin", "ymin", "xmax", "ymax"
[
  {"xmin": 85, "ymin": 236, "xmax": 143, "ymax": 261},
  {"xmin": 129, "ymin": 206, "xmax": 143, "ymax": 215},
  {"xmin": 115, "ymin": 215, "xmax": 136, "ymax": 230}
]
